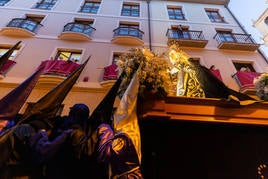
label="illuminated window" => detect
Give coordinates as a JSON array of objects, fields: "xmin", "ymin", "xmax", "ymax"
[
  {"xmin": 0, "ymin": 47, "xmax": 19, "ymax": 60},
  {"xmin": 55, "ymin": 49, "xmax": 82, "ymax": 63}
]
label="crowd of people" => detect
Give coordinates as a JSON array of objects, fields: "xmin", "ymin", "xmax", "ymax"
[{"xmin": 0, "ymin": 103, "xmax": 143, "ymax": 179}]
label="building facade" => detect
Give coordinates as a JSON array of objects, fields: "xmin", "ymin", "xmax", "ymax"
[
  {"xmin": 254, "ymin": 5, "xmax": 268, "ymax": 46},
  {"xmin": 0, "ymin": 0, "xmax": 266, "ymax": 115},
  {"xmin": 1, "ymin": 1, "xmax": 268, "ymax": 178}
]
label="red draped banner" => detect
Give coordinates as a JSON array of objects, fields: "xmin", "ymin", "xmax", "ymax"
[
  {"xmin": 235, "ymin": 71, "xmax": 261, "ymax": 90},
  {"xmin": 38, "ymin": 60, "xmax": 80, "ymax": 76},
  {"xmin": 103, "ymin": 64, "xmax": 118, "ymax": 80}
]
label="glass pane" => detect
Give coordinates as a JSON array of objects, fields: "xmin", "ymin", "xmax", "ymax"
[
  {"xmin": 72, "ymin": 24, "xmax": 83, "ymax": 33},
  {"xmin": 0, "ymin": 0, "xmax": 9, "ymax": 6},
  {"xmin": 0, "ymin": 49, "xmax": 17, "ymax": 60},
  {"xmin": 70, "ymin": 53, "xmax": 81, "ymax": 62},
  {"xmin": 8, "ymin": 19, "xmax": 22, "ymax": 27},
  {"xmin": 132, "ymin": 10, "xmax": 139, "ymax": 16},
  {"xmin": 129, "ymin": 29, "xmax": 138, "ymax": 36},
  {"xmin": 122, "ymin": 10, "xmax": 130, "ymax": 16},
  {"xmin": 118, "ymin": 28, "xmax": 128, "ymax": 35},
  {"xmin": 123, "ymin": 5, "xmax": 131, "ymax": 10},
  {"xmin": 21, "ymin": 20, "xmax": 37, "ymax": 32},
  {"xmin": 82, "ymin": 2, "xmax": 99, "ymax": 13},
  {"xmin": 58, "ymin": 52, "xmax": 71, "ymax": 61}
]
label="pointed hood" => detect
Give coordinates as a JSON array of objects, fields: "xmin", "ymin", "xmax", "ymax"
[
  {"xmin": 0, "ymin": 66, "xmax": 44, "ymax": 120},
  {"xmin": 88, "ymin": 71, "xmax": 126, "ymax": 134},
  {"xmin": 0, "ymin": 41, "xmax": 22, "ymax": 70},
  {"xmin": 19, "ymin": 57, "xmax": 90, "ymax": 124}
]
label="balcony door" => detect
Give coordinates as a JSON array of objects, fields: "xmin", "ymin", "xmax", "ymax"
[
  {"xmin": 171, "ymin": 26, "xmax": 190, "ymax": 39},
  {"xmin": 217, "ymin": 31, "xmax": 235, "ymax": 42}
]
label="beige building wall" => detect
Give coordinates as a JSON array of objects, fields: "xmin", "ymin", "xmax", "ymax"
[
  {"xmin": 0, "ymin": 0, "xmax": 267, "ymax": 115},
  {"xmin": 254, "ymin": 8, "xmax": 268, "ymax": 46}
]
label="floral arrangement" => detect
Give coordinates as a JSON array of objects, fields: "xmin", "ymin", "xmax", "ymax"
[
  {"xmin": 253, "ymin": 72, "xmax": 268, "ymax": 101},
  {"xmin": 116, "ymin": 47, "xmax": 172, "ymax": 98}
]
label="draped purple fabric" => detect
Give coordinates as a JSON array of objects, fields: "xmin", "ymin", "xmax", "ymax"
[
  {"xmin": 0, "ymin": 67, "xmax": 44, "ymax": 120},
  {"xmin": 97, "ymin": 124, "xmax": 143, "ymax": 179}
]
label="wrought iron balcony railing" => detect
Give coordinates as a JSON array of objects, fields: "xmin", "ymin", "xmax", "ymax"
[
  {"xmin": 113, "ymin": 27, "xmax": 144, "ymax": 40},
  {"xmin": 213, "ymin": 32, "xmax": 260, "ymax": 51},
  {"xmin": 62, "ymin": 22, "xmax": 96, "ymax": 37},
  {"xmin": 166, "ymin": 29, "xmax": 208, "ymax": 48},
  {"xmin": 166, "ymin": 29, "xmax": 206, "ymax": 40},
  {"xmin": 6, "ymin": 18, "xmax": 42, "ymax": 33}
]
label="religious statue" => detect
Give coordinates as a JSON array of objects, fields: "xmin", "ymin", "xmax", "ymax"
[{"xmin": 168, "ymin": 44, "xmax": 205, "ymax": 97}]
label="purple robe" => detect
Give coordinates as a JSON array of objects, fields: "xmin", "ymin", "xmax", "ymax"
[{"xmin": 97, "ymin": 124, "xmax": 143, "ymax": 179}]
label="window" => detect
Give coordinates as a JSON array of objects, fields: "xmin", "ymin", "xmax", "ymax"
[
  {"xmin": 233, "ymin": 62, "xmax": 255, "ymax": 72},
  {"xmin": 118, "ymin": 23, "xmax": 139, "ymax": 37},
  {"xmin": 205, "ymin": 9, "xmax": 224, "ymax": 23},
  {"xmin": 0, "ymin": 0, "xmax": 10, "ymax": 6},
  {"xmin": 7, "ymin": 15, "xmax": 44, "ymax": 33},
  {"xmin": 63, "ymin": 19, "xmax": 94, "ymax": 36},
  {"xmin": 121, "ymin": 3, "xmax": 139, "ymax": 17},
  {"xmin": 80, "ymin": 1, "xmax": 100, "ymax": 13},
  {"xmin": 171, "ymin": 25, "xmax": 190, "ymax": 39},
  {"xmin": 34, "ymin": 0, "xmax": 57, "ymax": 10},
  {"xmin": 55, "ymin": 49, "xmax": 82, "ymax": 63},
  {"xmin": 168, "ymin": 6, "xmax": 185, "ymax": 20},
  {"xmin": 216, "ymin": 30, "xmax": 235, "ymax": 42},
  {"xmin": 0, "ymin": 47, "xmax": 19, "ymax": 60}
]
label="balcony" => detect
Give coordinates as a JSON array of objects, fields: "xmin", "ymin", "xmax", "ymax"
[
  {"xmin": 166, "ymin": 29, "xmax": 208, "ymax": 48},
  {"xmin": 232, "ymin": 71, "xmax": 261, "ymax": 94},
  {"xmin": 0, "ymin": 18, "xmax": 42, "ymax": 37},
  {"xmin": 214, "ymin": 33, "xmax": 260, "ymax": 51},
  {"xmin": 111, "ymin": 27, "xmax": 144, "ymax": 46},
  {"xmin": 58, "ymin": 22, "xmax": 96, "ymax": 41}
]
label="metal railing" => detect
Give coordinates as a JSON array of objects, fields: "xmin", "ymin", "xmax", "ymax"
[
  {"xmin": 7, "ymin": 18, "xmax": 42, "ymax": 33},
  {"xmin": 214, "ymin": 33, "xmax": 257, "ymax": 44},
  {"xmin": 62, "ymin": 22, "xmax": 96, "ymax": 37},
  {"xmin": 166, "ymin": 29, "xmax": 206, "ymax": 40},
  {"xmin": 113, "ymin": 27, "xmax": 144, "ymax": 40}
]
